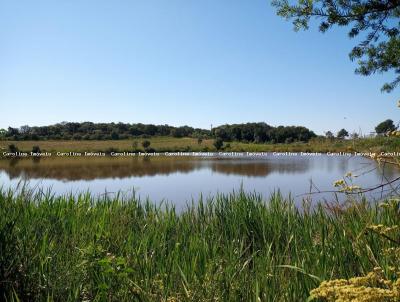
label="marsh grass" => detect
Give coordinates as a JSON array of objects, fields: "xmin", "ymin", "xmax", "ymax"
[
  {"xmin": 1, "ymin": 136, "xmax": 399, "ymax": 154},
  {"xmin": 0, "ymin": 187, "xmax": 399, "ymax": 301}
]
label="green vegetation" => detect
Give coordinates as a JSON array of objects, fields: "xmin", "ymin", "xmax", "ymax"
[
  {"xmin": 2, "ymin": 122, "xmax": 317, "ymax": 144},
  {"xmin": 0, "ymin": 137, "xmax": 217, "ymax": 154},
  {"xmin": 212, "ymin": 123, "xmax": 316, "ymax": 144},
  {"xmin": 31, "ymin": 145, "xmax": 41, "ymax": 154},
  {"xmin": 7, "ymin": 144, "xmax": 19, "ymax": 153},
  {"xmin": 1, "ymin": 188, "xmax": 399, "ymax": 301},
  {"xmin": 376, "ymin": 119, "xmax": 397, "ymax": 134},
  {"xmin": 1, "ymin": 136, "xmax": 400, "ymax": 155},
  {"xmin": 3, "ymin": 122, "xmax": 210, "ymax": 141},
  {"xmin": 4, "ymin": 122, "xmax": 400, "ymax": 155},
  {"xmin": 213, "ymin": 137, "xmax": 224, "ymax": 150},
  {"xmin": 337, "ymin": 129, "xmax": 349, "ymax": 139},
  {"xmin": 141, "ymin": 140, "xmax": 151, "ymax": 152}
]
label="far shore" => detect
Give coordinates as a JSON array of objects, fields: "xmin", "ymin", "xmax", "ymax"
[{"xmin": 0, "ymin": 136, "xmax": 399, "ymax": 158}]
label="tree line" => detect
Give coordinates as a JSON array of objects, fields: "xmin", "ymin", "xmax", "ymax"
[
  {"xmin": 0, "ymin": 122, "xmax": 319, "ymax": 143},
  {"xmin": 0, "ymin": 122, "xmax": 210, "ymax": 141},
  {"xmin": 1, "ymin": 120, "xmax": 397, "ymax": 143},
  {"xmin": 212, "ymin": 123, "xmax": 316, "ymax": 143}
]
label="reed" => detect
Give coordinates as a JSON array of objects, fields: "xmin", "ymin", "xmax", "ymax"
[{"xmin": 0, "ymin": 187, "xmax": 398, "ymax": 301}]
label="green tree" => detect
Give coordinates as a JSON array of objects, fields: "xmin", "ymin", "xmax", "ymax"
[
  {"xmin": 142, "ymin": 140, "xmax": 151, "ymax": 150},
  {"xmin": 8, "ymin": 144, "xmax": 19, "ymax": 153},
  {"xmin": 337, "ymin": 128, "xmax": 349, "ymax": 139},
  {"xmin": 213, "ymin": 127, "xmax": 229, "ymax": 141},
  {"xmin": 0, "ymin": 129, "xmax": 6, "ymax": 139},
  {"xmin": 111, "ymin": 130, "xmax": 119, "ymax": 140},
  {"xmin": 19, "ymin": 125, "xmax": 31, "ymax": 134},
  {"xmin": 375, "ymin": 119, "xmax": 397, "ymax": 134},
  {"xmin": 7, "ymin": 127, "xmax": 19, "ymax": 137},
  {"xmin": 325, "ymin": 131, "xmax": 334, "ymax": 139},
  {"xmin": 32, "ymin": 146, "xmax": 41, "ymax": 154},
  {"xmin": 272, "ymin": 0, "xmax": 400, "ymax": 92},
  {"xmin": 213, "ymin": 138, "xmax": 224, "ymax": 150}
]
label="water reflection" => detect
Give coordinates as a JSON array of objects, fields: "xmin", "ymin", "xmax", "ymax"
[
  {"xmin": 0, "ymin": 156, "xmax": 314, "ymax": 181},
  {"xmin": 0, "ymin": 155, "xmax": 398, "ymax": 206}
]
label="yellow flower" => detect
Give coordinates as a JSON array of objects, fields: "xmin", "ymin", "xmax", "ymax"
[
  {"xmin": 309, "ymin": 269, "xmax": 400, "ymax": 301},
  {"xmin": 348, "ymin": 185, "xmax": 361, "ymax": 191},
  {"xmin": 334, "ymin": 179, "xmax": 345, "ymax": 187}
]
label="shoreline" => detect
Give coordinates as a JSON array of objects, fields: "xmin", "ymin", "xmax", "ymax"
[
  {"xmin": 1, "ymin": 150, "xmax": 398, "ymax": 159},
  {"xmin": 0, "ymin": 137, "xmax": 399, "ymax": 159}
]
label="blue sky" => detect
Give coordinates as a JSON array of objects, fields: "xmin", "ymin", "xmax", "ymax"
[{"xmin": 0, "ymin": 0, "xmax": 398, "ymax": 135}]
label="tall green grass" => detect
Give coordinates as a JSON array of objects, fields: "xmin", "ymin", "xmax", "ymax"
[{"xmin": 0, "ymin": 188, "xmax": 398, "ymax": 301}]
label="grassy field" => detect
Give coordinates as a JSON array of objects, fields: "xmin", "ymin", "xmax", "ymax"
[
  {"xmin": 1, "ymin": 136, "xmax": 400, "ymax": 154},
  {"xmin": 1, "ymin": 188, "xmax": 399, "ymax": 301}
]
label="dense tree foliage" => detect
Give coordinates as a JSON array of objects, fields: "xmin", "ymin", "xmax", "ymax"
[
  {"xmin": 141, "ymin": 140, "xmax": 151, "ymax": 150},
  {"xmin": 3, "ymin": 122, "xmax": 210, "ymax": 141},
  {"xmin": 213, "ymin": 138, "xmax": 224, "ymax": 150},
  {"xmin": 211, "ymin": 123, "xmax": 316, "ymax": 143},
  {"xmin": 2, "ymin": 122, "xmax": 317, "ymax": 144},
  {"xmin": 272, "ymin": 0, "xmax": 400, "ymax": 92},
  {"xmin": 0, "ymin": 129, "xmax": 6, "ymax": 139},
  {"xmin": 337, "ymin": 128, "xmax": 349, "ymax": 139},
  {"xmin": 325, "ymin": 131, "xmax": 334, "ymax": 139},
  {"xmin": 375, "ymin": 119, "xmax": 397, "ymax": 133}
]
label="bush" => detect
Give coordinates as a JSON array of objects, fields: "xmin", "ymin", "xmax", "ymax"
[
  {"xmin": 111, "ymin": 131, "xmax": 120, "ymax": 140},
  {"xmin": 72, "ymin": 134, "xmax": 82, "ymax": 140},
  {"xmin": 105, "ymin": 147, "xmax": 119, "ymax": 154},
  {"xmin": 8, "ymin": 144, "xmax": 18, "ymax": 153},
  {"xmin": 213, "ymin": 138, "xmax": 223, "ymax": 150},
  {"xmin": 142, "ymin": 140, "xmax": 151, "ymax": 150},
  {"xmin": 337, "ymin": 128, "xmax": 349, "ymax": 139},
  {"xmin": 132, "ymin": 141, "xmax": 139, "ymax": 150},
  {"xmin": 375, "ymin": 119, "xmax": 396, "ymax": 134},
  {"xmin": 31, "ymin": 146, "xmax": 41, "ymax": 153}
]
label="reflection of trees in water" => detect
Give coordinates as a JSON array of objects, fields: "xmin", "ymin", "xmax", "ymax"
[
  {"xmin": 208, "ymin": 159, "xmax": 309, "ymax": 176},
  {"xmin": 0, "ymin": 157, "xmax": 311, "ymax": 181},
  {"xmin": 2, "ymin": 158, "xmax": 199, "ymax": 181},
  {"xmin": 0, "ymin": 156, "xmax": 396, "ymax": 182}
]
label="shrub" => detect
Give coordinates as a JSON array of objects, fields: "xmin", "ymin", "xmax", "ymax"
[
  {"xmin": 8, "ymin": 144, "xmax": 18, "ymax": 153},
  {"xmin": 142, "ymin": 140, "xmax": 151, "ymax": 150},
  {"xmin": 72, "ymin": 134, "xmax": 82, "ymax": 140},
  {"xmin": 111, "ymin": 131, "xmax": 120, "ymax": 140},
  {"xmin": 213, "ymin": 138, "xmax": 223, "ymax": 150},
  {"xmin": 31, "ymin": 146, "xmax": 41, "ymax": 153}
]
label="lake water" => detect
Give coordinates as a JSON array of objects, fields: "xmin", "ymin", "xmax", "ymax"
[{"xmin": 0, "ymin": 154, "xmax": 399, "ymax": 208}]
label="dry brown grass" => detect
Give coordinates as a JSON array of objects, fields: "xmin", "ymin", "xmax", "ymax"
[
  {"xmin": 0, "ymin": 137, "xmax": 215, "ymax": 153},
  {"xmin": 1, "ymin": 136, "xmax": 399, "ymax": 153}
]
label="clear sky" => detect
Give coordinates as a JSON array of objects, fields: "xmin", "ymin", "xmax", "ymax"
[{"xmin": 0, "ymin": 0, "xmax": 398, "ymax": 135}]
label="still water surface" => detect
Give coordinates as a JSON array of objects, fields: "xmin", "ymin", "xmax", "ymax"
[{"xmin": 0, "ymin": 155, "xmax": 399, "ymax": 207}]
